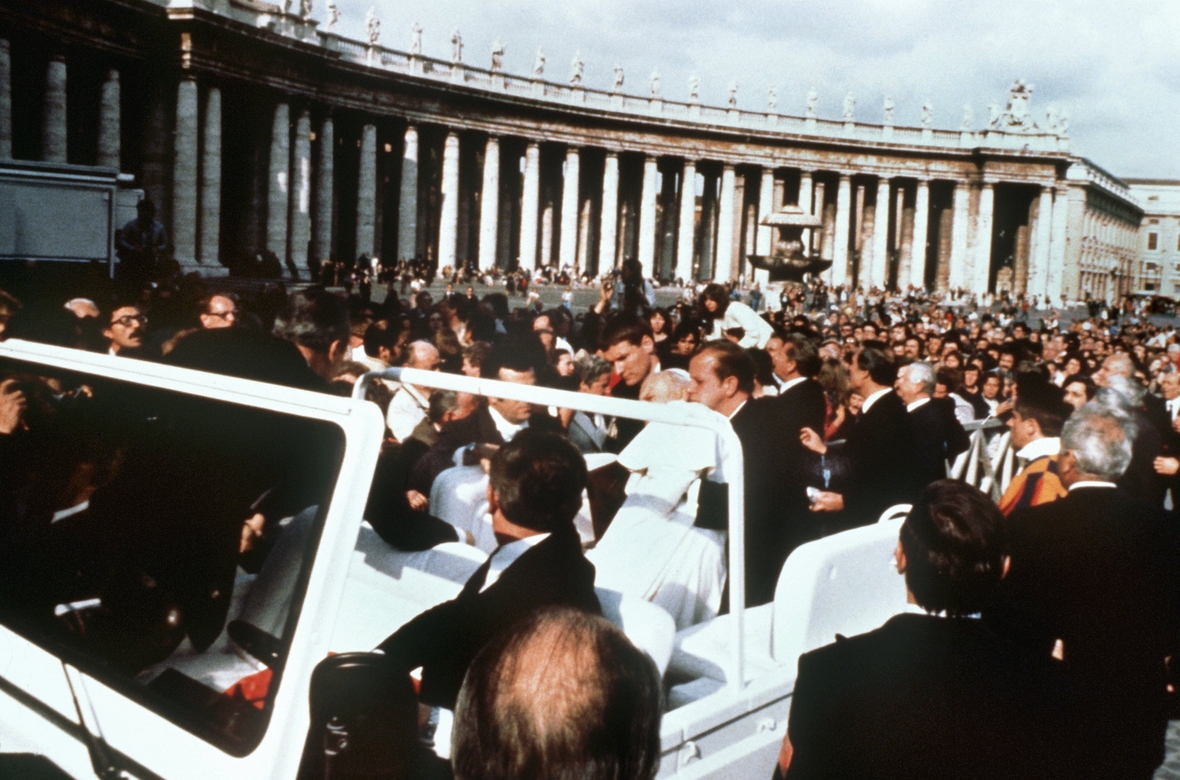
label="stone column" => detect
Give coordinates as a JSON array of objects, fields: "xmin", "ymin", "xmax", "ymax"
[
  {"xmin": 909, "ymin": 179, "xmax": 930, "ymax": 289},
  {"xmin": 599, "ymin": 152, "xmax": 620, "ymax": 272},
  {"xmin": 558, "ymin": 146, "xmax": 581, "ymax": 270},
  {"xmin": 974, "ymin": 183, "xmax": 995, "ymax": 293},
  {"xmin": 0, "ymin": 39, "xmax": 11, "ymax": 159},
  {"xmin": 43, "ymin": 56, "xmax": 68, "ymax": 163},
  {"xmin": 1028, "ymin": 186, "xmax": 1053, "ymax": 300},
  {"xmin": 172, "ymin": 77, "xmax": 199, "ymax": 267},
  {"xmin": 637, "ymin": 155, "xmax": 659, "ymax": 277},
  {"xmin": 355, "ymin": 122, "xmax": 377, "ymax": 258},
  {"xmin": 832, "ymin": 173, "xmax": 852, "ymax": 286},
  {"xmin": 715, "ymin": 164, "xmax": 737, "ymax": 281},
  {"xmin": 677, "ymin": 160, "xmax": 697, "ymax": 280},
  {"xmin": 753, "ymin": 167, "xmax": 775, "ymax": 287},
  {"xmin": 438, "ymin": 131, "xmax": 461, "ymax": 270},
  {"xmin": 540, "ymin": 201, "xmax": 555, "ymax": 269},
  {"xmin": 97, "ymin": 70, "xmax": 121, "ymax": 169},
  {"xmin": 870, "ymin": 177, "xmax": 890, "ymax": 289},
  {"xmin": 396, "ymin": 125, "xmax": 418, "ymax": 262},
  {"xmin": 948, "ymin": 182, "xmax": 970, "ymax": 290},
  {"xmin": 478, "ymin": 136, "xmax": 500, "ymax": 271},
  {"xmin": 313, "ymin": 114, "xmax": 334, "ymax": 265},
  {"xmin": 520, "ymin": 142, "xmax": 541, "ymax": 269},
  {"xmin": 267, "ymin": 101, "xmax": 291, "ymax": 260},
  {"xmin": 198, "ymin": 86, "xmax": 221, "ymax": 266},
  {"xmin": 1047, "ymin": 186, "xmax": 1069, "ymax": 302},
  {"xmin": 289, "ymin": 109, "xmax": 312, "ymax": 274},
  {"xmin": 798, "ymin": 170, "xmax": 814, "ymax": 254}
]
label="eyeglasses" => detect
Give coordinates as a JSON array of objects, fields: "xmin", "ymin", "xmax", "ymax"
[{"xmin": 111, "ymin": 314, "xmax": 147, "ymax": 327}]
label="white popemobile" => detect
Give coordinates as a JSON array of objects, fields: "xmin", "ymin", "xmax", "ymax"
[{"xmin": 0, "ymin": 338, "xmax": 916, "ymax": 779}]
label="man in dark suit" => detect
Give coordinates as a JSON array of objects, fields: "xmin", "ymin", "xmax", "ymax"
[
  {"xmin": 802, "ymin": 346, "xmax": 923, "ymax": 531},
  {"xmin": 895, "ymin": 360, "xmax": 970, "ymax": 488},
  {"xmin": 779, "ymin": 480, "xmax": 1077, "ymax": 780},
  {"xmin": 378, "ymin": 432, "xmax": 601, "ymax": 711},
  {"xmin": 600, "ymin": 314, "xmax": 661, "ymax": 450},
  {"xmin": 986, "ymin": 404, "xmax": 1180, "ymax": 779},
  {"xmin": 1095, "ymin": 354, "xmax": 1169, "ymax": 506},
  {"xmin": 408, "ymin": 340, "xmax": 561, "ymax": 493}
]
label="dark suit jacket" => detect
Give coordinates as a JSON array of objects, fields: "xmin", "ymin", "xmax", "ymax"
[
  {"xmin": 908, "ymin": 397, "xmax": 971, "ymax": 488},
  {"xmin": 377, "ymin": 527, "xmax": 601, "ymax": 710},
  {"xmin": 1118, "ymin": 407, "xmax": 1168, "ymax": 507},
  {"xmin": 986, "ymin": 486, "xmax": 1180, "ymax": 777},
  {"xmin": 828, "ymin": 391, "xmax": 923, "ymax": 530},
  {"xmin": 731, "ymin": 379, "xmax": 826, "ymax": 606},
  {"xmin": 786, "ymin": 613, "xmax": 1077, "ymax": 780}
]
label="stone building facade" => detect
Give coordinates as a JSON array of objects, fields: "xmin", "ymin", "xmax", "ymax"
[
  {"xmin": 0, "ymin": 0, "xmax": 1147, "ymax": 301},
  {"xmin": 1126, "ymin": 179, "xmax": 1180, "ymax": 297}
]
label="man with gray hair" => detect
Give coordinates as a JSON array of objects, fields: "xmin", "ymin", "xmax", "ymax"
[
  {"xmin": 1096, "ymin": 373, "xmax": 1167, "ymax": 506},
  {"xmin": 895, "ymin": 361, "xmax": 969, "ymax": 489},
  {"xmin": 987, "ymin": 402, "xmax": 1180, "ymax": 779}
]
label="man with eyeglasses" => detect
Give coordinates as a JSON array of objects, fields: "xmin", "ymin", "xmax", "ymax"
[
  {"xmin": 198, "ymin": 293, "xmax": 238, "ymax": 330},
  {"xmin": 103, "ymin": 303, "xmax": 150, "ymax": 358}
]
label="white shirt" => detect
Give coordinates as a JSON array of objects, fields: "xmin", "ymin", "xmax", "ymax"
[
  {"xmin": 1069, "ymin": 480, "xmax": 1117, "ymax": 492},
  {"xmin": 727, "ymin": 400, "xmax": 748, "ymax": 420},
  {"xmin": 906, "ymin": 397, "xmax": 931, "ymax": 412},
  {"xmin": 488, "ymin": 405, "xmax": 527, "ymax": 443},
  {"xmin": 860, "ymin": 388, "xmax": 891, "ymax": 415},
  {"xmin": 779, "ymin": 376, "xmax": 808, "ymax": 394},
  {"xmin": 1167, "ymin": 397, "xmax": 1180, "ymax": 420},
  {"xmin": 386, "ymin": 384, "xmax": 430, "ymax": 442},
  {"xmin": 479, "ymin": 533, "xmax": 550, "ymax": 593},
  {"xmin": 1017, "ymin": 437, "xmax": 1060, "ymax": 461}
]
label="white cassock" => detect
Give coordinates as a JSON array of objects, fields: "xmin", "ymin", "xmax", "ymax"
[{"xmin": 588, "ymin": 402, "xmax": 730, "ymax": 631}]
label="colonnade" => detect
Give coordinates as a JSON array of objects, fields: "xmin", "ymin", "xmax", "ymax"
[{"xmin": 0, "ymin": 35, "xmax": 1074, "ymax": 298}]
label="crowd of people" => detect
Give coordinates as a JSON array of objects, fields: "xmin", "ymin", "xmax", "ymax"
[{"xmin": 2, "ymin": 260, "xmax": 1180, "ymax": 779}]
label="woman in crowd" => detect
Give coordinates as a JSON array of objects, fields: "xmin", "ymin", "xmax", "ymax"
[{"xmin": 699, "ymin": 283, "xmax": 773, "ymax": 349}]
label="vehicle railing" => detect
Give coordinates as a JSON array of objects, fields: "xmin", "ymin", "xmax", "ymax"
[
  {"xmin": 951, "ymin": 418, "xmax": 1010, "ymax": 499},
  {"xmin": 355, "ymin": 367, "xmax": 751, "ymax": 690}
]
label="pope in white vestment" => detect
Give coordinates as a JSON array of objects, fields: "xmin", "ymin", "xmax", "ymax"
[{"xmin": 588, "ymin": 402, "xmax": 730, "ymax": 631}]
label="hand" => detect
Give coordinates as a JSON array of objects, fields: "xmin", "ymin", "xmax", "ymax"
[
  {"xmin": 406, "ymin": 490, "xmax": 429, "ymax": 511},
  {"xmin": 0, "ymin": 379, "xmax": 27, "ymax": 435},
  {"xmin": 809, "ymin": 491, "xmax": 844, "ymax": 513},
  {"xmin": 799, "ymin": 427, "xmax": 827, "ymax": 455},
  {"xmin": 994, "ymin": 399, "xmax": 1015, "ymax": 416},
  {"xmin": 240, "ymin": 512, "xmax": 266, "ymax": 555},
  {"xmin": 1154, "ymin": 457, "xmax": 1180, "ymax": 476}
]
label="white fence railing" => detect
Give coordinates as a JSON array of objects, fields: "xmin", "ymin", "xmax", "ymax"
[{"xmin": 950, "ymin": 419, "xmax": 1014, "ymax": 500}]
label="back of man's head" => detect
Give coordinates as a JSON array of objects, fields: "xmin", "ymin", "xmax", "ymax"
[
  {"xmin": 783, "ymin": 333, "xmax": 821, "ymax": 378},
  {"xmin": 1061, "ymin": 403, "xmax": 1135, "ymax": 481},
  {"xmin": 489, "ymin": 431, "xmax": 587, "ymax": 533},
  {"xmin": 362, "ymin": 319, "xmax": 401, "ymax": 359},
  {"xmin": 273, "ymin": 287, "xmax": 350, "ymax": 355},
  {"xmin": 900, "ymin": 480, "xmax": 1008, "ymax": 617},
  {"xmin": 483, "ymin": 338, "xmax": 544, "ymax": 379},
  {"xmin": 856, "ymin": 346, "xmax": 898, "ymax": 387},
  {"xmin": 453, "ymin": 606, "xmax": 662, "ymax": 780},
  {"xmin": 1013, "ymin": 380, "xmax": 1071, "ymax": 438}
]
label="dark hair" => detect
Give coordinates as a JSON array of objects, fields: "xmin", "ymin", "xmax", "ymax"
[
  {"xmin": 599, "ymin": 313, "xmax": 653, "ymax": 351},
  {"xmin": 899, "ymin": 480, "xmax": 1008, "ymax": 616},
  {"xmin": 936, "ymin": 367, "xmax": 963, "ymax": 391},
  {"xmin": 1062, "ymin": 373, "xmax": 1096, "ymax": 402},
  {"xmin": 453, "ymin": 606, "xmax": 662, "ymax": 780},
  {"xmin": 1013, "ymin": 380, "xmax": 1071, "ymax": 438},
  {"xmin": 483, "ymin": 337, "xmax": 544, "ymax": 380},
  {"xmin": 783, "ymin": 333, "xmax": 821, "ymax": 378},
  {"xmin": 695, "ymin": 340, "xmax": 756, "ymax": 395},
  {"xmin": 854, "ymin": 346, "xmax": 897, "ymax": 386},
  {"xmin": 362, "ymin": 319, "xmax": 401, "ymax": 359},
  {"xmin": 489, "ymin": 432, "xmax": 588, "ymax": 532},
  {"xmin": 700, "ymin": 283, "xmax": 731, "ymax": 316},
  {"xmin": 427, "ymin": 389, "xmax": 461, "ymax": 425},
  {"xmin": 273, "ymin": 287, "xmax": 350, "ymax": 354},
  {"xmin": 747, "ymin": 348, "xmax": 776, "ymax": 391},
  {"xmin": 462, "ymin": 341, "xmax": 492, "ymax": 372},
  {"xmin": 649, "ymin": 307, "xmax": 673, "ymax": 336},
  {"xmin": 199, "ymin": 290, "xmax": 238, "ymax": 315}
]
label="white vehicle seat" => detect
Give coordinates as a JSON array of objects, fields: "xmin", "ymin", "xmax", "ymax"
[
  {"xmin": 595, "ymin": 587, "xmax": 675, "ymax": 677},
  {"xmin": 878, "ymin": 503, "xmax": 912, "ymax": 523},
  {"xmin": 665, "ymin": 518, "xmax": 909, "ymax": 707}
]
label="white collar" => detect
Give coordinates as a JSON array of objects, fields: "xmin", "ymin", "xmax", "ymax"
[
  {"xmin": 480, "ymin": 533, "xmax": 550, "ymax": 592},
  {"xmin": 51, "ymin": 499, "xmax": 90, "ymax": 524},
  {"xmin": 1069, "ymin": 480, "xmax": 1117, "ymax": 492},
  {"xmin": 1017, "ymin": 437, "xmax": 1060, "ymax": 461},
  {"xmin": 860, "ymin": 387, "xmax": 891, "ymax": 414},
  {"xmin": 779, "ymin": 376, "xmax": 807, "ymax": 393},
  {"xmin": 906, "ymin": 397, "xmax": 931, "ymax": 412},
  {"xmin": 488, "ymin": 405, "xmax": 527, "ymax": 442},
  {"xmin": 727, "ymin": 399, "xmax": 748, "ymax": 420}
]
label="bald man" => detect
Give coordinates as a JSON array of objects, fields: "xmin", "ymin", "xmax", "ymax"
[{"xmin": 386, "ymin": 341, "xmax": 441, "ymax": 442}]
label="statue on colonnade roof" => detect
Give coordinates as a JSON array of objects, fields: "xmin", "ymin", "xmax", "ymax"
[
  {"xmin": 570, "ymin": 52, "xmax": 583, "ymax": 86},
  {"xmin": 613, "ymin": 63, "xmax": 625, "ymax": 92},
  {"xmin": 843, "ymin": 91, "xmax": 855, "ymax": 120},
  {"xmin": 805, "ymin": 87, "xmax": 818, "ymax": 118},
  {"xmin": 883, "ymin": 96, "xmax": 894, "ymax": 124},
  {"xmin": 451, "ymin": 29, "xmax": 463, "ymax": 63},
  {"xmin": 325, "ymin": 0, "xmax": 338, "ymax": 30},
  {"xmin": 962, "ymin": 104, "xmax": 973, "ymax": 130},
  {"xmin": 728, "ymin": 80, "xmax": 738, "ymax": 108},
  {"xmin": 533, "ymin": 48, "xmax": 546, "ymax": 77},
  {"xmin": 491, "ymin": 39, "xmax": 505, "ymax": 72},
  {"xmin": 921, "ymin": 99, "xmax": 933, "ymax": 128},
  {"xmin": 410, "ymin": 21, "xmax": 423, "ymax": 55},
  {"xmin": 650, "ymin": 68, "xmax": 661, "ymax": 97},
  {"xmin": 767, "ymin": 84, "xmax": 778, "ymax": 112},
  {"xmin": 689, "ymin": 73, "xmax": 701, "ymax": 103},
  {"xmin": 365, "ymin": 7, "xmax": 380, "ymax": 46},
  {"xmin": 994, "ymin": 79, "xmax": 1037, "ymax": 132}
]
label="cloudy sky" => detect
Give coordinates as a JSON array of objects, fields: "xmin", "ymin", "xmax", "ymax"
[{"xmin": 331, "ymin": 0, "xmax": 1180, "ymax": 179}]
